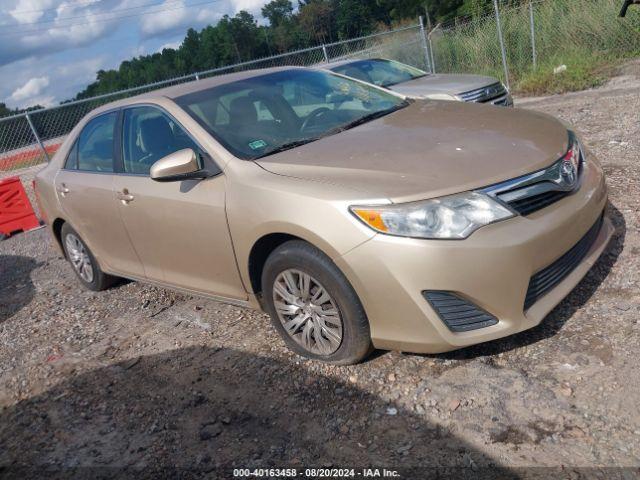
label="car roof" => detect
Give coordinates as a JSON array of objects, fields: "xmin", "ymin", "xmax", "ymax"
[{"xmin": 89, "ymin": 66, "xmax": 305, "ymax": 116}]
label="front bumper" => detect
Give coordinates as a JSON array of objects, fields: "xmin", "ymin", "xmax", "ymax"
[{"xmin": 337, "ymin": 156, "xmax": 611, "ymax": 354}]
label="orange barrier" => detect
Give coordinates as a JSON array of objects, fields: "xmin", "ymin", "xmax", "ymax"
[{"xmin": 0, "ymin": 176, "xmax": 40, "ymax": 238}]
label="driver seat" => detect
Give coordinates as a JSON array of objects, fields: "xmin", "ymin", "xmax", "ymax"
[{"xmin": 229, "ymin": 97, "xmax": 258, "ymax": 129}]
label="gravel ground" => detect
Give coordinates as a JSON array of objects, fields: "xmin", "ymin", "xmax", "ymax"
[{"xmin": 1, "ymin": 61, "xmax": 639, "ymax": 479}]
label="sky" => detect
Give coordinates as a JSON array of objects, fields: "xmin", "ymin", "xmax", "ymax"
[{"xmin": 0, "ymin": 0, "xmax": 271, "ymax": 109}]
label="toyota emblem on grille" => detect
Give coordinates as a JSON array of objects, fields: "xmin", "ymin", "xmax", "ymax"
[{"xmin": 559, "ymin": 159, "xmax": 578, "ymax": 188}]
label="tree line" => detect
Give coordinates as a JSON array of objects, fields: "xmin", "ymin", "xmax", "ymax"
[
  {"xmin": 0, "ymin": 103, "xmax": 44, "ymax": 119},
  {"xmin": 3, "ymin": 0, "xmax": 514, "ymax": 118},
  {"xmin": 75, "ymin": 0, "xmax": 510, "ymax": 100}
]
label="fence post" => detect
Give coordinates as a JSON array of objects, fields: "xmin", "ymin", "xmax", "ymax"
[
  {"xmin": 25, "ymin": 113, "xmax": 50, "ymax": 163},
  {"xmin": 322, "ymin": 44, "xmax": 329, "ymax": 63},
  {"xmin": 419, "ymin": 16, "xmax": 432, "ymax": 72},
  {"xmin": 424, "ymin": 6, "xmax": 436, "ymax": 73},
  {"xmin": 428, "ymin": 30, "xmax": 436, "ymax": 74},
  {"xmin": 493, "ymin": 0, "xmax": 511, "ymax": 90},
  {"xmin": 529, "ymin": 0, "xmax": 537, "ymax": 70}
]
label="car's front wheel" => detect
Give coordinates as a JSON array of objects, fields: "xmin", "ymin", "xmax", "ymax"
[
  {"xmin": 61, "ymin": 223, "xmax": 116, "ymax": 291},
  {"xmin": 261, "ymin": 240, "xmax": 372, "ymax": 365}
]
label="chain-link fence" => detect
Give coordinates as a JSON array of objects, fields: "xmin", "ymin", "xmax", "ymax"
[
  {"xmin": 430, "ymin": 0, "xmax": 640, "ymax": 88},
  {"xmin": 0, "ymin": 22, "xmax": 428, "ymax": 190}
]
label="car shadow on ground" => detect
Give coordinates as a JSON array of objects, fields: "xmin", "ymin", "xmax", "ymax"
[
  {"xmin": 0, "ymin": 347, "xmax": 518, "ymax": 480},
  {"xmin": 430, "ymin": 202, "xmax": 627, "ymax": 361},
  {"xmin": 0, "ymin": 255, "xmax": 38, "ymax": 323}
]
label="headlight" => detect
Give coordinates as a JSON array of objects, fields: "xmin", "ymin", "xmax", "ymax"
[
  {"xmin": 350, "ymin": 192, "xmax": 514, "ymax": 240},
  {"xmin": 566, "ymin": 131, "xmax": 582, "ymax": 170}
]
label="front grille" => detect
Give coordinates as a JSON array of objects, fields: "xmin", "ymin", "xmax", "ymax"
[
  {"xmin": 487, "ymin": 138, "xmax": 584, "ymax": 216},
  {"xmin": 423, "ymin": 291, "xmax": 498, "ymax": 332},
  {"xmin": 524, "ymin": 214, "xmax": 604, "ymax": 310},
  {"xmin": 506, "ymin": 190, "xmax": 570, "ymax": 216},
  {"xmin": 459, "ymin": 82, "xmax": 507, "ymax": 103}
]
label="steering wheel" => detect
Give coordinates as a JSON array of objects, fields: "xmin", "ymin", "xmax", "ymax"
[{"xmin": 300, "ymin": 107, "xmax": 332, "ymax": 132}]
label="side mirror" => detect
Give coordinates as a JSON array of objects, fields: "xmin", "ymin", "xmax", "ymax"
[{"xmin": 150, "ymin": 148, "xmax": 213, "ymax": 182}]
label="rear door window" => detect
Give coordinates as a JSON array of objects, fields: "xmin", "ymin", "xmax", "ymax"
[{"xmin": 76, "ymin": 112, "xmax": 117, "ymax": 172}]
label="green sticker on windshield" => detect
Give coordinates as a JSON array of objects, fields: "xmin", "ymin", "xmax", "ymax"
[{"xmin": 249, "ymin": 140, "xmax": 267, "ymax": 150}]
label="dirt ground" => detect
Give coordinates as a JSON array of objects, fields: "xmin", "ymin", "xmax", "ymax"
[{"xmin": 1, "ymin": 61, "xmax": 639, "ymax": 479}]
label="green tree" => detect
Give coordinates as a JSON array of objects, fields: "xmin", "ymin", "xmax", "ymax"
[
  {"xmin": 297, "ymin": 0, "xmax": 336, "ymax": 43},
  {"xmin": 262, "ymin": 0, "xmax": 294, "ymax": 26},
  {"xmin": 177, "ymin": 28, "xmax": 202, "ymax": 73},
  {"xmin": 333, "ymin": 0, "xmax": 384, "ymax": 39},
  {"xmin": 0, "ymin": 103, "xmax": 12, "ymax": 118},
  {"xmin": 262, "ymin": 0, "xmax": 303, "ymax": 52}
]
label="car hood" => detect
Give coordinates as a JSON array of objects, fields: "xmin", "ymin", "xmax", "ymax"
[
  {"xmin": 256, "ymin": 100, "xmax": 569, "ymax": 204},
  {"xmin": 389, "ymin": 74, "xmax": 499, "ymax": 97}
]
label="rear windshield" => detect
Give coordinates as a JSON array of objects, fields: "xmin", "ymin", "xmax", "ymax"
[
  {"xmin": 331, "ymin": 59, "xmax": 427, "ymax": 87},
  {"xmin": 175, "ymin": 69, "xmax": 408, "ymax": 160}
]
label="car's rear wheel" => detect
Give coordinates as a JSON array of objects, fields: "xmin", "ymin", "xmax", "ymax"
[
  {"xmin": 262, "ymin": 240, "xmax": 372, "ymax": 365},
  {"xmin": 61, "ymin": 223, "xmax": 116, "ymax": 291}
]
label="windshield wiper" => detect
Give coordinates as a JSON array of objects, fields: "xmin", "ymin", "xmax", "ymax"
[
  {"xmin": 384, "ymin": 74, "xmax": 428, "ymax": 87},
  {"xmin": 254, "ymin": 138, "xmax": 320, "ymax": 159},
  {"xmin": 334, "ymin": 102, "xmax": 409, "ymax": 132}
]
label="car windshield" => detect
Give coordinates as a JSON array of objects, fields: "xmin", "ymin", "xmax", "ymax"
[
  {"xmin": 331, "ymin": 59, "xmax": 427, "ymax": 88},
  {"xmin": 175, "ymin": 69, "xmax": 409, "ymax": 160}
]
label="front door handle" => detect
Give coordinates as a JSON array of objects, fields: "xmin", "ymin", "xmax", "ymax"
[{"xmin": 117, "ymin": 189, "xmax": 135, "ymax": 203}]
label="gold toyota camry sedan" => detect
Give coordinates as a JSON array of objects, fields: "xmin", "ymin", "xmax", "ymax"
[{"xmin": 35, "ymin": 67, "xmax": 613, "ymax": 364}]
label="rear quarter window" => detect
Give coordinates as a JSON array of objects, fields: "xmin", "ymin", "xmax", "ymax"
[{"xmin": 64, "ymin": 141, "xmax": 79, "ymax": 170}]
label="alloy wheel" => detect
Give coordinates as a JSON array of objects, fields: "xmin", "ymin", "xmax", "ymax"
[{"xmin": 65, "ymin": 233, "xmax": 94, "ymax": 283}]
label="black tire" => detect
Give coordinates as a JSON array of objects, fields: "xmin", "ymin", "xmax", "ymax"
[
  {"xmin": 262, "ymin": 240, "xmax": 373, "ymax": 365},
  {"xmin": 60, "ymin": 223, "xmax": 116, "ymax": 291}
]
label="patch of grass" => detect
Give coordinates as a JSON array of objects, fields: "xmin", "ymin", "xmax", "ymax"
[
  {"xmin": 430, "ymin": 0, "xmax": 640, "ymax": 96},
  {"xmin": 514, "ymin": 52, "xmax": 612, "ymax": 96}
]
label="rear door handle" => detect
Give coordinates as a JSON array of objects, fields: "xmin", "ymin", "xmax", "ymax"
[
  {"xmin": 57, "ymin": 184, "xmax": 69, "ymax": 197},
  {"xmin": 117, "ymin": 189, "xmax": 135, "ymax": 203}
]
